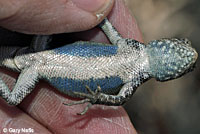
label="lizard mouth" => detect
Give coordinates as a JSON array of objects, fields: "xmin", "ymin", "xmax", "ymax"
[
  {"xmin": 186, "ymin": 62, "xmax": 196, "ymax": 73},
  {"xmin": 178, "ymin": 52, "xmax": 197, "ymax": 78},
  {"xmin": 176, "ymin": 62, "xmax": 196, "ymax": 79},
  {"xmin": 181, "ymin": 48, "xmax": 198, "ymax": 76}
]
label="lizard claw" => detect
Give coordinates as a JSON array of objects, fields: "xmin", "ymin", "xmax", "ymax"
[
  {"xmin": 63, "ymin": 85, "xmax": 102, "ymax": 115},
  {"xmin": 77, "ymin": 103, "xmax": 92, "ymax": 115},
  {"xmin": 85, "ymin": 85, "xmax": 101, "ymax": 96}
]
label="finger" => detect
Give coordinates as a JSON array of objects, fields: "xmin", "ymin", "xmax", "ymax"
[
  {"xmin": 19, "ymin": 83, "xmax": 137, "ymax": 134},
  {"xmin": 0, "ymin": 70, "xmax": 52, "ymax": 134},
  {"xmin": 57, "ymin": 0, "xmax": 143, "ymax": 45},
  {"xmin": 87, "ymin": 0, "xmax": 143, "ymax": 43},
  {"xmin": 0, "ymin": 0, "xmax": 114, "ymax": 34},
  {"xmin": 18, "ymin": 0, "xmax": 140, "ymax": 133}
]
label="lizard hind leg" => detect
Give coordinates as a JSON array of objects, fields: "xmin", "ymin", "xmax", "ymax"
[
  {"xmin": 0, "ymin": 66, "xmax": 39, "ymax": 105},
  {"xmin": 63, "ymin": 85, "xmax": 101, "ymax": 115}
]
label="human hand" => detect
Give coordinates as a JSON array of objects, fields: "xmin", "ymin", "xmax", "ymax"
[{"xmin": 0, "ymin": 0, "xmax": 142, "ymax": 133}]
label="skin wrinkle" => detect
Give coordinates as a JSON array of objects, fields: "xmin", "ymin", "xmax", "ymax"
[
  {"xmin": 17, "ymin": 118, "xmax": 30, "ymax": 126},
  {"xmin": 35, "ymin": 102, "xmax": 49, "ymax": 124},
  {"xmin": 24, "ymin": 1, "xmax": 70, "ymax": 32},
  {"xmin": 7, "ymin": 118, "xmax": 19, "ymax": 128},
  {"xmin": 102, "ymin": 110, "xmax": 132, "ymax": 133},
  {"xmin": 38, "ymin": 1, "xmax": 75, "ymax": 26},
  {"xmin": 31, "ymin": 89, "xmax": 65, "ymax": 127},
  {"xmin": 0, "ymin": 7, "xmax": 20, "ymax": 24},
  {"xmin": 0, "ymin": 0, "xmax": 114, "ymax": 34},
  {"xmin": 0, "ymin": 0, "xmax": 23, "ymax": 20},
  {"xmin": 39, "ymin": 91, "xmax": 55, "ymax": 119},
  {"xmin": 27, "ymin": 91, "xmax": 41, "ymax": 114},
  {"xmin": 102, "ymin": 117, "xmax": 130, "ymax": 130},
  {"xmin": 85, "ymin": 105, "xmax": 132, "ymax": 133},
  {"xmin": 27, "ymin": 89, "xmax": 48, "ymax": 116},
  {"xmin": 3, "ymin": 118, "xmax": 12, "ymax": 128},
  {"xmin": 38, "ymin": 11, "xmax": 93, "ymax": 34},
  {"xmin": 48, "ymin": 101, "xmax": 63, "ymax": 126}
]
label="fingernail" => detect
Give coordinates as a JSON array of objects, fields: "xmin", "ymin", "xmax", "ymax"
[{"xmin": 72, "ymin": 0, "xmax": 113, "ymax": 13}]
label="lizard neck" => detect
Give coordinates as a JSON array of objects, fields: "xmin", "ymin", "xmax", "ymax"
[
  {"xmin": 119, "ymin": 41, "xmax": 151, "ymax": 85},
  {"xmin": 129, "ymin": 45, "xmax": 151, "ymax": 87}
]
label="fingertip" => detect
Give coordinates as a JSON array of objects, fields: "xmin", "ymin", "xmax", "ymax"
[
  {"xmin": 70, "ymin": 0, "xmax": 143, "ymax": 43},
  {"xmin": 18, "ymin": 84, "xmax": 137, "ymax": 134},
  {"xmin": 0, "ymin": 0, "xmax": 24, "ymax": 20},
  {"xmin": 0, "ymin": 0, "xmax": 114, "ymax": 34},
  {"xmin": 72, "ymin": 0, "xmax": 113, "ymax": 13}
]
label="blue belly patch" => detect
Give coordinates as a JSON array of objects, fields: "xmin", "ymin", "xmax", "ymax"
[
  {"xmin": 49, "ymin": 76, "xmax": 123, "ymax": 94},
  {"xmin": 54, "ymin": 42, "xmax": 118, "ymax": 57}
]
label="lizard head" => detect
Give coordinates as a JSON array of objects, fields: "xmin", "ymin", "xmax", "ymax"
[{"xmin": 146, "ymin": 38, "xmax": 198, "ymax": 81}]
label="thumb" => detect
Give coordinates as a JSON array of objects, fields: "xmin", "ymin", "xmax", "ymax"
[{"xmin": 0, "ymin": 0, "xmax": 114, "ymax": 34}]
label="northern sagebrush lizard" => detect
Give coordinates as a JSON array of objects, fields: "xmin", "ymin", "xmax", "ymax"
[{"xmin": 0, "ymin": 18, "xmax": 198, "ymax": 115}]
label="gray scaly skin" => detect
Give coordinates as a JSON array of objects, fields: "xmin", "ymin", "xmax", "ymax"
[{"xmin": 0, "ymin": 18, "xmax": 198, "ymax": 115}]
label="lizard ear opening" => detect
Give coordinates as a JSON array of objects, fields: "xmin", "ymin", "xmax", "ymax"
[{"xmin": 146, "ymin": 38, "xmax": 197, "ymax": 82}]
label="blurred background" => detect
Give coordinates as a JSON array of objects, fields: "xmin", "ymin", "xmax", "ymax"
[{"xmin": 124, "ymin": 0, "xmax": 200, "ymax": 133}]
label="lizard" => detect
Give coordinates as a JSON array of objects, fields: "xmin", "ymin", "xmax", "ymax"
[{"xmin": 0, "ymin": 18, "xmax": 198, "ymax": 115}]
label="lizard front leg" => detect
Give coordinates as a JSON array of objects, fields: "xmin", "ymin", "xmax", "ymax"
[
  {"xmin": 99, "ymin": 18, "xmax": 123, "ymax": 45},
  {"xmin": 99, "ymin": 18, "xmax": 142, "ymax": 49},
  {"xmin": 0, "ymin": 66, "xmax": 39, "ymax": 105}
]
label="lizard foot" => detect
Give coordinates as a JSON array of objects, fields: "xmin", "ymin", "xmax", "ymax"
[{"xmin": 63, "ymin": 85, "xmax": 101, "ymax": 115}]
